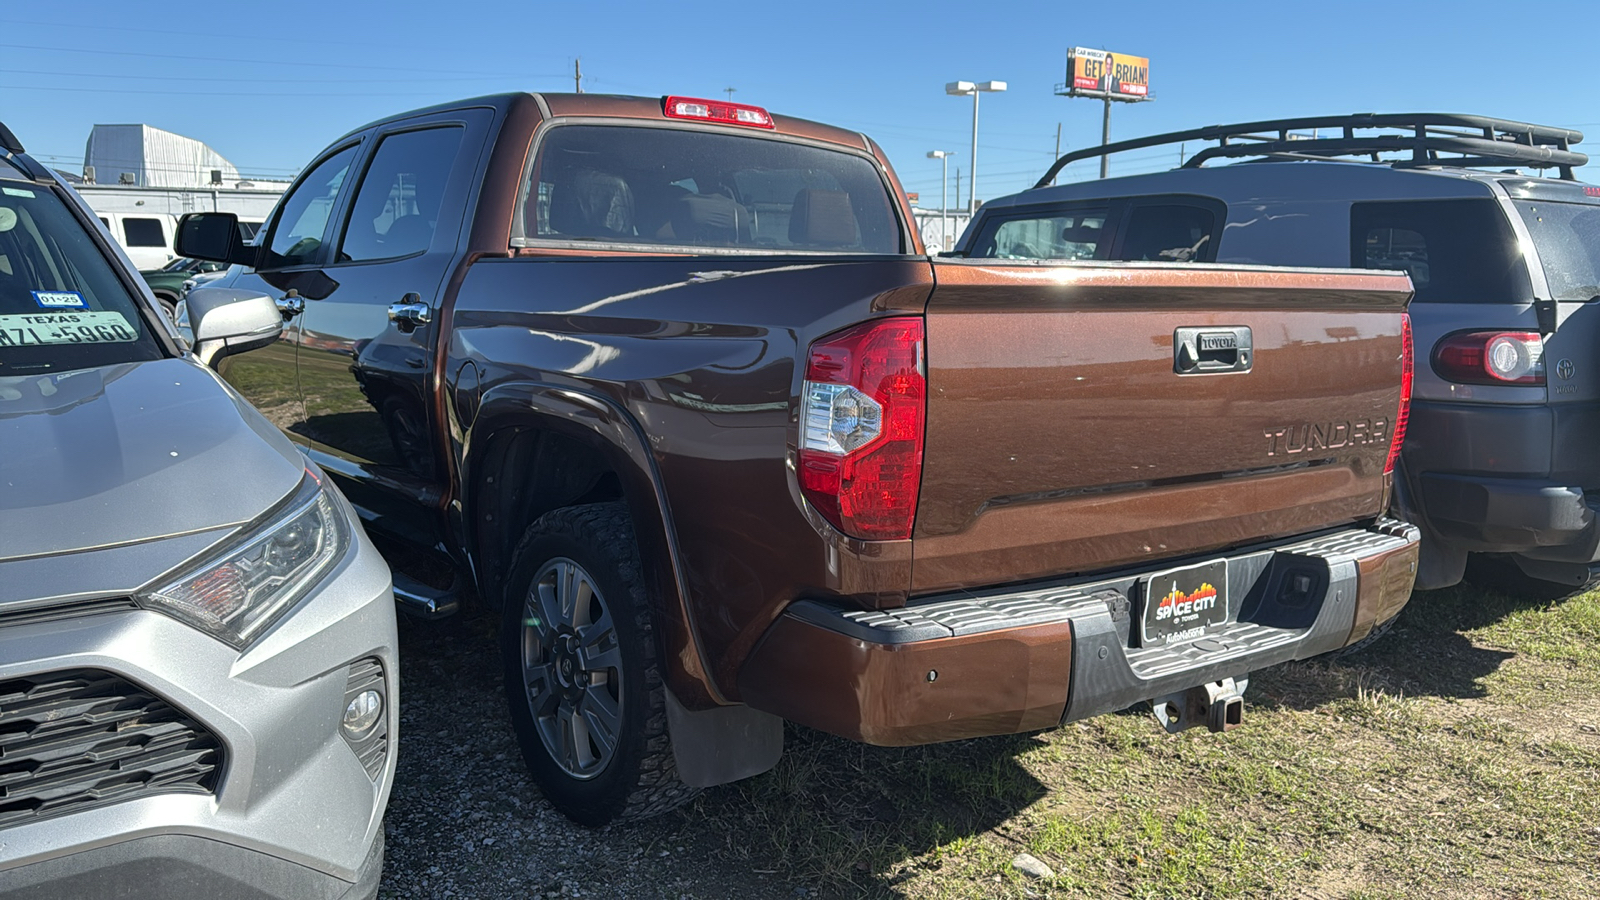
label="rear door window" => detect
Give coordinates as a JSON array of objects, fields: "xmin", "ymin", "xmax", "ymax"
[
  {"xmin": 1112, "ymin": 201, "xmax": 1221, "ymax": 263},
  {"xmin": 122, "ymin": 217, "xmax": 165, "ymax": 247},
  {"xmin": 1514, "ymin": 200, "xmax": 1600, "ymax": 302},
  {"xmin": 1350, "ymin": 199, "xmax": 1531, "ymax": 303},
  {"xmin": 338, "ymin": 126, "xmax": 465, "ymax": 262},
  {"xmin": 516, "ymin": 125, "xmax": 902, "ymax": 253},
  {"xmin": 967, "ymin": 207, "xmax": 1109, "ymax": 260}
]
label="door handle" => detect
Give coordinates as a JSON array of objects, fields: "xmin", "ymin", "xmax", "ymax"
[
  {"xmin": 387, "ymin": 292, "xmax": 432, "ymax": 334},
  {"xmin": 1173, "ymin": 326, "xmax": 1252, "ymax": 374},
  {"xmin": 274, "ymin": 289, "xmax": 304, "ymax": 320}
]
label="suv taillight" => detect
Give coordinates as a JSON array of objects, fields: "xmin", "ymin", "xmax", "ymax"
[
  {"xmin": 798, "ymin": 318, "xmax": 926, "ymax": 541},
  {"xmin": 1431, "ymin": 330, "xmax": 1545, "ymax": 386},
  {"xmin": 1386, "ymin": 314, "xmax": 1413, "ymax": 477}
]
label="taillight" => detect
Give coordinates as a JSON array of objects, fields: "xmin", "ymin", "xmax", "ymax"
[
  {"xmin": 1431, "ymin": 330, "xmax": 1545, "ymax": 386},
  {"xmin": 662, "ymin": 95, "xmax": 775, "ymax": 129},
  {"xmin": 1385, "ymin": 314, "xmax": 1413, "ymax": 476},
  {"xmin": 797, "ymin": 318, "xmax": 926, "ymax": 541}
]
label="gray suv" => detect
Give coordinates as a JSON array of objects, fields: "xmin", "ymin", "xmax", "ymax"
[
  {"xmin": 0, "ymin": 125, "xmax": 395, "ymax": 898},
  {"xmin": 961, "ymin": 114, "xmax": 1600, "ymax": 593}
]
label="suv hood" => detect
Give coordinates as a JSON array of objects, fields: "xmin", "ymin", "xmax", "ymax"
[{"xmin": 0, "ymin": 357, "xmax": 305, "ymax": 564}]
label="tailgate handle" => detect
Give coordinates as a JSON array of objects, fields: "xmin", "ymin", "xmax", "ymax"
[{"xmin": 1174, "ymin": 326, "xmax": 1252, "ymax": 374}]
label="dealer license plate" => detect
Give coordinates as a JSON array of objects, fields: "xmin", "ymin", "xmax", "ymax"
[{"xmin": 1140, "ymin": 558, "xmax": 1228, "ymax": 646}]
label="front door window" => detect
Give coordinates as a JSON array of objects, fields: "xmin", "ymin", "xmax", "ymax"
[{"xmin": 264, "ymin": 145, "xmax": 358, "ymax": 269}]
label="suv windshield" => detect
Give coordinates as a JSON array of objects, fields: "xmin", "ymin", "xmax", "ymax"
[
  {"xmin": 1515, "ymin": 200, "xmax": 1600, "ymax": 302},
  {"xmin": 516, "ymin": 125, "xmax": 902, "ymax": 253},
  {"xmin": 0, "ymin": 181, "xmax": 164, "ymax": 374}
]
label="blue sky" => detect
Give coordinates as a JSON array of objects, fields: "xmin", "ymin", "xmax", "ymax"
[{"xmin": 5, "ymin": 0, "xmax": 1598, "ymax": 205}]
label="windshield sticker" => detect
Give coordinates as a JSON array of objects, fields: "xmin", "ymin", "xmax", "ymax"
[
  {"xmin": 0, "ymin": 311, "xmax": 137, "ymax": 347},
  {"xmin": 1, "ymin": 186, "xmax": 34, "ymax": 198},
  {"xmin": 32, "ymin": 290, "xmax": 88, "ymax": 310},
  {"xmin": 0, "ymin": 207, "xmax": 14, "ymax": 232}
]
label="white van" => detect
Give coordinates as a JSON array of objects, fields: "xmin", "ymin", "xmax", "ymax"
[{"xmin": 94, "ymin": 211, "xmax": 179, "ymax": 270}]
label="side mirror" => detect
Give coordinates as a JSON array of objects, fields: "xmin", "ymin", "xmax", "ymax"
[
  {"xmin": 187, "ymin": 287, "xmax": 282, "ymax": 366},
  {"xmin": 175, "ymin": 212, "xmax": 258, "ymax": 267}
]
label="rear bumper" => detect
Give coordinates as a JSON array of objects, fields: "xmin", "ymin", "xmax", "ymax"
[
  {"xmin": 1404, "ymin": 398, "xmax": 1600, "ymax": 559},
  {"xmin": 739, "ymin": 519, "xmax": 1419, "ymax": 746},
  {"xmin": 1418, "ymin": 473, "xmax": 1599, "ymax": 558}
]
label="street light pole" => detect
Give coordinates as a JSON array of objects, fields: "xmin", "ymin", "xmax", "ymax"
[
  {"xmin": 946, "ymin": 80, "xmax": 1006, "ymax": 216},
  {"xmin": 926, "ymin": 150, "xmax": 953, "ymax": 249}
]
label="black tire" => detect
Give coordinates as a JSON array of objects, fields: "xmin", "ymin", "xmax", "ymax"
[
  {"xmin": 154, "ymin": 294, "xmax": 179, "ymax": 324},
  {"xmin": 500, "ymin": 501, "xmax": 697, "ymax": 826}
]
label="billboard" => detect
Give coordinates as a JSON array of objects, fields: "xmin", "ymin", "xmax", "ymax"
[{"xmin": 1065, "ymin": 48, "xmax": 1150, "ymax": 100}]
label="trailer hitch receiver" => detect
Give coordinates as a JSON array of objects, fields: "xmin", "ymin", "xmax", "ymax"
[{"xmin": 1150, "ymin": 676, "xmax": 1248, "ymax": 734}]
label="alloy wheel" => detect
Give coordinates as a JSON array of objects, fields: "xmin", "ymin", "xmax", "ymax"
[{"xmin": 520, "ymin": 557, "xmax": 625, "ymax": 780}]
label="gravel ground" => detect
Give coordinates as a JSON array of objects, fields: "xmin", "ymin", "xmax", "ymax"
[{"xmin": 378, "ymin": 608, "xmax": 826, "ymax": 900}]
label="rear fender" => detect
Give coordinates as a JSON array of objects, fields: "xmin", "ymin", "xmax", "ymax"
[{"xmin": 463, "ymin": 382, "xmax": 726, "ymax": 708}]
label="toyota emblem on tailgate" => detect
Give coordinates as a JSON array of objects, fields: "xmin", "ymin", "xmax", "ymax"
[{"xmin": 1557, "ymin": 358, "xmax": 1575, "ymax": 380}]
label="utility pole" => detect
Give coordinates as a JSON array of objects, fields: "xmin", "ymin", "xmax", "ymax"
[
  {"xmin": 1100, "ymin": 90, "xmax": 1111, "ymax": 179},
  {"xmin": 1053, "ymin": 123, "xmax": 1062, "ymax": 186},
  {"xmin": 953, "ymin": 168, "xmax": 961, "ymax": 227},
  {"xmin": 724, "ymin": 87, "xmax": 737, "ymax": 101},
  {"xmin": 927, "ymin": 150, "xmax": 953, "ymax": 249},
  {"xmin": 574, "ymin": 58, "xmax": 582, "ymax": 93}
]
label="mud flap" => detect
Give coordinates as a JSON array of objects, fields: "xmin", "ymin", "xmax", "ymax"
[{"xmin": 664, "ymin": 687, "xmax": 784, "ymax": 788}]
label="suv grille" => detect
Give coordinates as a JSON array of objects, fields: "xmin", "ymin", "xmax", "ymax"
[{"xmin": 0, "ymin": 670, "xmax": 222, "ymax": 828}]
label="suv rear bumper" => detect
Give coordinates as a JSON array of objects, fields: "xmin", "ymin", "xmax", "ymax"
[
  {"xmin": 739, "ymin": 519, "xmax": 1419, "ymax": 746},
  {"xmin": 1419, "ymin": 473, "xmax": 1599, "ymax": 558},
  {"xmin": 1406, "ymin": 398, "xmax": 1600, "ymax": 560}
]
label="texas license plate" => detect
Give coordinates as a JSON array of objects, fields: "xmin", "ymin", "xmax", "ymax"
[{"xmin": 1141, "ymin": 558, "xmax": 1228, "ymax": 646}]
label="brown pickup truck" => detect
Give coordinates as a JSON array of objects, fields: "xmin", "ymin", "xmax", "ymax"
[{"xmin": 175, "ymin": 92, "xmax": 1421, "ymax": 826}]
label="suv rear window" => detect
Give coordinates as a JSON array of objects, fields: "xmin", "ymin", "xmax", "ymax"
[
  {"xmin": 515, "ymin": 125, "xmax": 902, "ymax": 254},
  {"xmin": 967, "ymin": 208, "xmax": 1108, "ymax": 260},
  {"xmin": 1515, "ymin": 200, "xmax": 1600, "ymax": 303},
  {"xmin": 1350, "ymin": 199, "xmax": 1531, "ymax": 303}
]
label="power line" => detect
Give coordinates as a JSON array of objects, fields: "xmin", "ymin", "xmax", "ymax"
[
  {"xmin": 0, "ymin": 67, "xmax": 550, "ymax": 85},
  {"xmin": 1, "ymin": 83, "xmax": 478, "ymax": 99},
  {"xmin": 0, "ymin": 42, "xmax": 534, "ymax": 78},
  {"xmin": 0, "ymin": 16, "xmax": 452, "ymax": 52}
]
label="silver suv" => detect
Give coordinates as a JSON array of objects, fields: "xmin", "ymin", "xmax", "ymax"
[
  {"xmin": 962, "ymin": 114, "xmax": 1600, "ymax": 594},
  {"xmin": 0, "ymin": 125, "xmax": 395, "ymax": 898}
]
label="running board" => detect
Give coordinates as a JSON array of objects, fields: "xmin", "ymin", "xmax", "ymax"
[{"xmin": 392, "ymin": 571, "xmax": 462, "ymax": 620}]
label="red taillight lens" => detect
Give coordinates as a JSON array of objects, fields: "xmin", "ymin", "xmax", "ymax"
[
  {"xmin": 1431, "ymin": 330, "xmax": 1545, "ymax": 386},
  {"xmin": 797, "ymin": 318, "xmax": 926, "ymax": 541},
  {"xmin": 1385, "ymin": 314, "xmax": 1413, "ymax": 476},
  {"xmin": 662, "ymin": 95, "xmax": 775, "ymax": 129}
]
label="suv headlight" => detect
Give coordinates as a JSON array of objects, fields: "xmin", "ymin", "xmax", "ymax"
[{"xmin": 139, "ymin": 470, "xmax": 351, "ymax": 648}]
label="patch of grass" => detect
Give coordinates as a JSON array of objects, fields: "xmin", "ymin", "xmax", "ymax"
[{"xmin": 680, "ymin": 583, "xmax": 1600, "ymax": 899}]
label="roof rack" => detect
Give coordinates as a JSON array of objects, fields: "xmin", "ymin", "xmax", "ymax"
[
  {"xmin": 0, "ymin": 120, "xmax": 22, "ymax": 154},
  {"xmin": 1033, "ymin": 113, "xmax": 1588, "ymax": 188}
]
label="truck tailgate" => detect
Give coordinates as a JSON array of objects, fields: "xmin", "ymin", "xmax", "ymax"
[{"xmin": 913, "ymin": 261, "xmax": 1412, "ymax": 593}]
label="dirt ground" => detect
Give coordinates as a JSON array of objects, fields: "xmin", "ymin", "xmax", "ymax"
[{"xmin": 378, "ymin": 578, "xmax": 1600, "ymax": 899}]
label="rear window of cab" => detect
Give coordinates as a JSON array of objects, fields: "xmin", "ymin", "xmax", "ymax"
[{"xmin": 513, "ymin": 124, "xmax": 902, "ymax": 254}]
